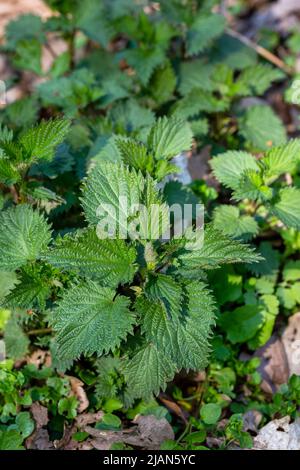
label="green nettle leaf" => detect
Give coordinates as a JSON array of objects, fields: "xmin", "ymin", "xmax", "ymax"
[
  {"xmin": 238, "ymin": 105, "xmax": 287, "ymax": 150},
  {"xmin": 0, "ymin": 205, "xmax": 51, "ymax": 271},
  {"xmin": 172, "ymin": 282, "xmax": 216, "ymax": 370},
  {"xmin": 237, "ymin": 64, "xmax": 284, "ymax": 96},
  {"xmin": 145, "ymin": 273, "xmax": 182, "ymax": 318},
  {"xmin": 149, "ymin": 61, "xmax": 177, "ymax": 104},
  {"xmin": 190, "ymin": 118, "xmax": 209, "ymax": 137},
  {"xmin": 4, "ymin": 276, "xmax": 49, "ymax": 310},
  {"xmin": 172, "ymin": 88, "xmax": 227, "ymax": 119},
  {"xmin": 212, "ymin": 34, "xmax": 257, "ymax": 69},
  {"xmin": 139, "ymin": 299, "xmax": 178, "ymax": 354},
  {"xmin": 3, "ymin": 265, "xmax": 50, "ymax": 310},
  {"xmin": 163, "ymin": 180, "xmax": 199, "ymax": 209},
  {"xmin": 116, "ymin": 138, "xmax": 154, "ymax": 174},
  {"xmin": 30, "ymin": 142, "xmax": 74, "ymax": 178},
  {"xmin": 0, "ymin": 141, "xmax": 23, "ymax": 163},
  {"xmin": 139, "ymin": 281, "xmax": 216, "ymax": 372},
  {"xmin": 0, "ymin": 159, "xmax": 20, "ymax": 185},
  {"xmin": 122, "ymin": 47, "xmax": 166, "ymax": 86},
  {"xmin": 0, "ymin": 124, "xmax": 13, "ymax": 143},
  {"xmin": 109, "ymin": 99, "xmax": 155, "ymax": 132},
  {"xmin": 81, "ymin": 162, "xmax": 143, "ymax": 228},
  {"xmin": 271, "ymin": 187, "xmax": 300, "ymax": 229},
  {"xmin": 50, "ymin": 51, "xmax": 71, "ymax": 78},
  {"xmin": 95, "ymin": 356, "xmax": 122, "ymax": 399},
  {"xmin": 14, "ymin": 39, "xmax": 42, "ymax": 75},
  {"xmin": 5, "ymin": 13, "xmax": 45, "ymax": 50},
  {"xmin": 20, "ymin": 118, "xmax": 71, "ymax": 162},
  {"xmin": 0, "ymin": 271, "xmax": 17, "ymax": 300},
  {"xmin": 232, "ymin": 169, "xmax": 273, "ymax": 202},
  {"xmin": 123, "ymin": 342, "xmax": 177, "ymax": 400},
  {"xmin": 186, "ymin": 14, "xmax": 226, "ymax": 56},
  {"xmin": 38, "ymin": 69, "xmax": 103, "ymax": 115},
  {"xmin": 52, "ymin": 281, "xmax": 135, "ymax": 360},
  {"xmin": 4, "ymin": 96, "xmax": 39, "ymax": 129},
  {"xmin": 139, "ymin": 174, "xmax": 170, "ymax": 239},
  {"xmin": 147, "ymin": 116, "xmax": 193, "ymax": 159},
  {"xmin": 261, "ymin": 139, "xmax": 300, "ymax": 179},
  {"xmin": 210, "ymin": 151, "xmax": 259, "ymax": 190},
  {"xmin": 74, "ymin": 0, "xmax": 113, "ymax": 47},
  {"xmin": 44, "ymin": 228, "xmax": 137, "ymax": 287},
  {"xmin": 81, "ymin": 162, "xmax": 169, "ymax": 240},
  {"xmin": 4, "ymin": 317, "xmax": 30, "ymax": 360},
  {"xmin": 89, "ymin": 135, "xmax": 122, "ymax": 165},
  {"xmin": 50, "ymin": 340, "xmax": 74, "ymax": 374},
  {"xmin": 212, "ymin": 205, "xmax": 258, "ymax": 241},
  {"xmin": 178, "ymin": 60, "xmax": 214, "ymax": 95},
  {"xmin": 178, "ymin": 225, "xmax": 262, "ymax": 274}
]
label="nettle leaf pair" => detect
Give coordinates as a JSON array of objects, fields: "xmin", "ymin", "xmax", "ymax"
[
  {"xmin": 211, "ymin": 140, "xmax": 300, "ymax": 238},
  {"xmin": 0, "ymin": 119, "xmax": 70, "ymax": 202},
  {"xmin": 175, "ymin": 62, "xmax": 285, "ymax": 144},
  {"xmin": 0, "ymin": 117, "xmax": 261, "ymax": 402}
]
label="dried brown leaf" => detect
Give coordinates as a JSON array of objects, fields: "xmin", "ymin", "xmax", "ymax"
[
  {"xmin": 84, "ymin": 415, "xmax": 174, "ymax": 450},
  {"xmin": 282, "ymin": 312, "xmax": 300, "ymax": 377},
  {"xmin": 26, "ymin": 402, "xmax": 52, "ymax": 450},
  {"xmin": 243, "ymin": 410, "xmax": 263, "ymax": 433},
  {"xmin": 30, "ymin": 402, "xmax": 48, "ymax": 428},
  {"xmin": 26, "ymin": 428, "xmax": 55, "ymax": 450},
  {"xmin": 255, "ymin": 336, "xmax": 289, "ymax": 394},
  {"xmin": 68, "ymin": 376, "xmax": 89, "ymax": 413},
  {"xmin": 159, "ymin": 396, "xmax": 187, "ymax": 423},
  {"xmin": 75, "ymin": 411, "xmax": 104, "ymax": 428}
]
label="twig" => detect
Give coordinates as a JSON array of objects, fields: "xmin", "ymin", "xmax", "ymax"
[
  {"xmin": 27, "ymin": 327, "xmax": 52, "ymax": 336},
  {"xmin": 226, "ymin": 27, "xmax": 294, "ymax": 76}
]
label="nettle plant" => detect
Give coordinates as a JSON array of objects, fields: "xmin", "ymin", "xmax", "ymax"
[
  {"xmin": 0, "ymin": 119, "xmax": 70, "ymax": 206},
  {"xmin": 0, "ymin": 117, "xmax": 262, "ymax": 403},
  {"xmin": 211, "ymin": 139, "xmax": 300, "ymax": 238},
  {"xmin": 1, "ymin": 0, "xmax": 287, "ymax": 152}
]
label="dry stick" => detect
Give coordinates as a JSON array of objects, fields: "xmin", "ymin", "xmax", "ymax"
[
  {"xmin": 226, "ymin": 27, "xmax": 294, "ymax": 76},
  {"xmin": 27, "ymin": 327, "xmax": 52, "ymax": 336}
]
